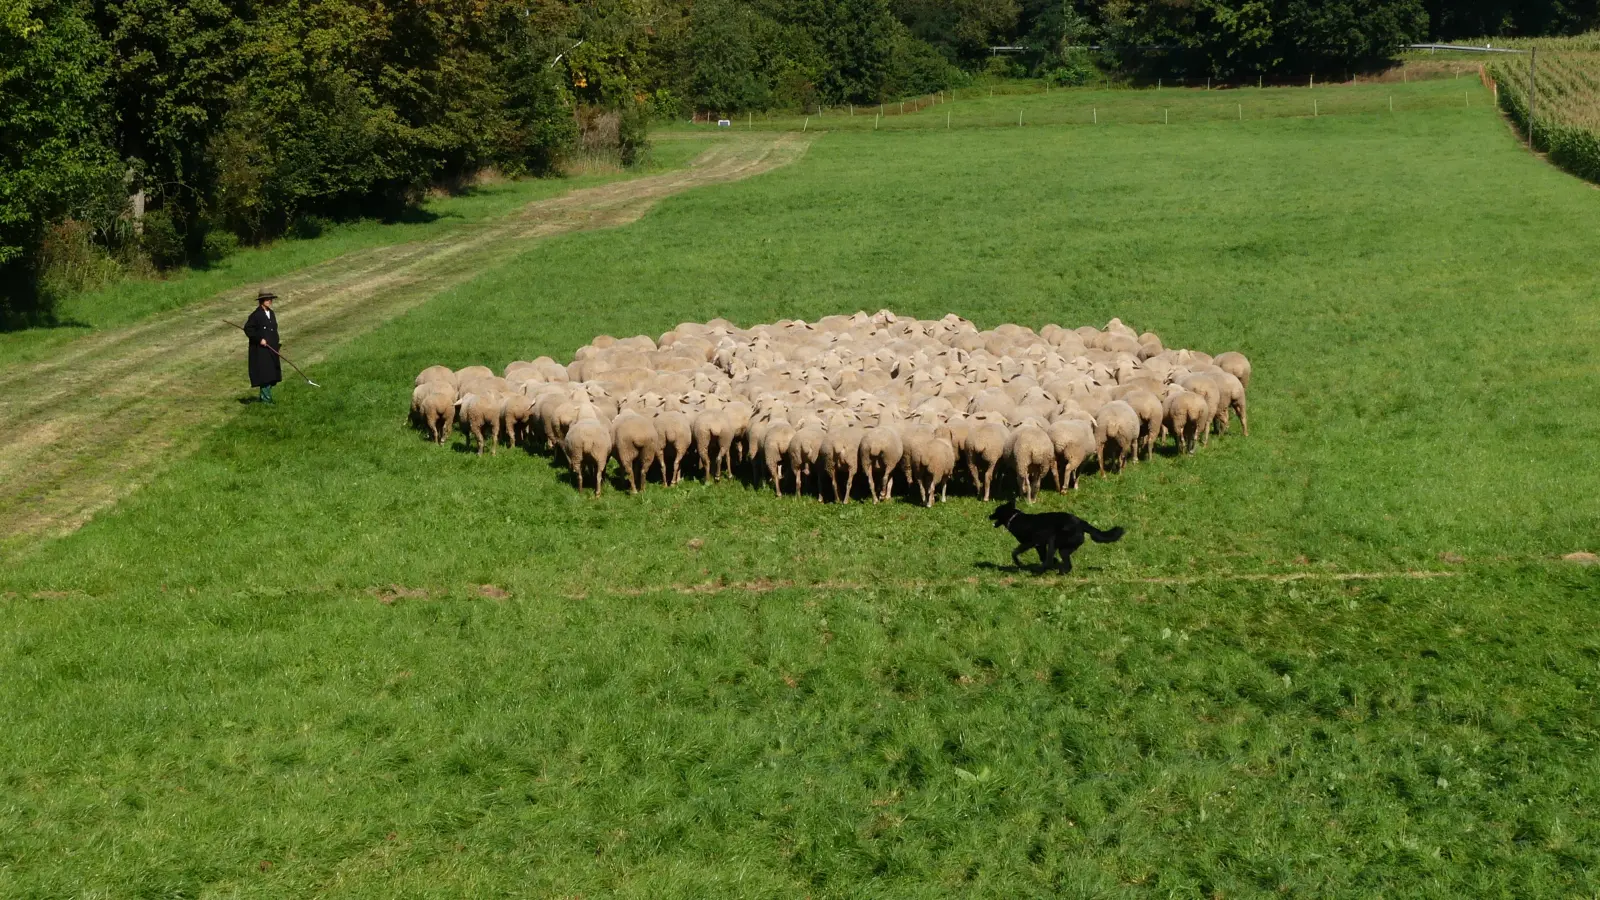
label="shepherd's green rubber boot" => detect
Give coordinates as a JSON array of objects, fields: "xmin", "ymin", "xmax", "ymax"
[{"xmin": 260, "ymin": 385, "xmax": 273, "ymax": 404}]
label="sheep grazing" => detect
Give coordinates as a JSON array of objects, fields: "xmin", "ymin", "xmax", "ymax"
[
  {"xmin": 787, "ymin": 424, "xmax": 827, "ymax": 499},
  {"xmin": 1094, "ymin": 400, "xmax": 1140, "ymax": 476},
  {"xmin": 564, "ymin": 417, "xmax": 612, "ymax": 496},
  {"xmin": 966, "ymin": 421, "xmax": 1009, "ymax": 501},
  {"xmin": 692, "ymin": 409, "xmax": 735, "ymax": 482},
  {"xmin": 415, "ymin": 365, "xmax": 454, "ymax": 388},
  {"xmin": 653, "ymin": 410, "xmax": 693, "ymax": 486},
  {"xmin": 820, "ymin": 425, "xmax": 864, "ymax": 503},
  {"xmin": 1205, "ymin": 368, "xmax": 1249, "ymax": 436},
  {"xmin": 412, "ymin": 313, "xmax": 1251, "ymax": 500},
  {"xmin": 411, "ymin": 384, "xmax": 456, "ymax": 444},
  {"xmin": 1213, "ymin": 351, "xmax": 1252, "ymax": 390},
  {"xmin": 1046, "ymin": 418, "xmax": 1095, "ymax": 491},
  {"xmin": 502, "ymin": 393, "xmax": 537, "ymax": 448},
  {"xmin": 1007, "ymin": 423, "xmax": 1054, "ymax": 503},
  {"xmin": 907, "ymin": 434, "xmax": 956, "ymax": 506},
  {"xmin": 1178, "ymin": 373, "xmax": 1226, "ymax": 437},
  {"xmin": 458, "ymin": 392, "xmax": 506, "ymax": 456},
  {"xmin": 858, "ymin": 425, "xmax": 904, "ymax": 503},
  {"xmin": 610, "ymin": 411, "xmax": 661, "ymax": 495},
  {"xmin": 761, "ymin": 421, "xmax": 797, "ymax": 497},
  {"xmin": 1163, "ymin": 388, "xmax": 1209, "ymax": 454},
  {"xmin": 1119, "ymin": 389, "xmax": 1164, "ymax": 461}
]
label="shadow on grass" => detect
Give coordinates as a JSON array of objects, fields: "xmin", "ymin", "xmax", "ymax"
[{"xmin": 973, "ymin": 560, "xmax": 1104, "ymax": 577}]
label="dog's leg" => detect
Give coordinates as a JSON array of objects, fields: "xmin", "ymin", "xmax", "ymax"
[
  {"xmin": 1037, "ymin": 535, "xmax": 1058, "ymax": 571},
  {"xmin": 1012, "ymin": 543, "xmax": 1030, "ymax": 568},
  {"xmin": 1061, "ymin": 531, "xmax": 1085, "ymax": 572}
]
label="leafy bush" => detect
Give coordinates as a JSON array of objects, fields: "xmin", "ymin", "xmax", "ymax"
[
  {"xmin": 201, "ymin": 227, "xmax": 239, "ymax": 264},
  {"xmin": 984, "ymin": 55, "xmax": 1022, "ymax": 79},
  {"xmin": 618, "ymin": 103, "xmax": 651, "ymax": 168},
  {"xmin": 288, "ymin": 215, "xmax": 329, "ymax": 240},
  {"xmin": 1046, "ymin": 59, "xmax": 1096, "ymax": 86},
  {"xmin": 38, "ymin": 219, "xmax": 120, "ymax": 297},
  {"xmin": 138, "ymin": 210, "xmax": 187, "ymax": 270}
]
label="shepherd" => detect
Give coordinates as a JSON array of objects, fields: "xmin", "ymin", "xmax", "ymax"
[{"xmin": 244, "ymin": 289, "xmax": 282, "ymax": 403}]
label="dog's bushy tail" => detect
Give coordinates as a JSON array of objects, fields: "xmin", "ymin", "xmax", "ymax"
[{"xmin": 1088, "ymin": 524, "xmax": 1125, "ymax": 543}]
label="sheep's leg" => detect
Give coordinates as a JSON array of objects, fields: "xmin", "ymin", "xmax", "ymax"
[
  {"xmin": 698, "ymin": 437, "xmax": 714, "ymax": 483},
  {"xmin": 842, "ymin": 463, "xmax": 856, "ymax": 504},
  {"xmin": 882, "ymin": 472, "xmax": 894, "ymax": 502},
  {"xmin": 940, "ymin": 477, "xmax": 948, "ymax": 503},
  {"xmin": 718, "ymin": 446, "xmax": 732, "ymax": 481},
  {"xmin": 1097, "ymin": 446, "xmax": 1106, "ymax": 478},
  {"xmin": 982, "ymin": 463, "xmax": 995, "ymax": 502},
  {"xmin": 1069, "ymin": 466, "xmax": 1079, "ymax": 490},
  {"xmin": 1237, "ymin": 400, "xmax": 1249, "ymax": 437},
  {"xmin": 771, "ymin": 459, "xmax": 783, "ymax": 497},
  {"xmin": 865, "ymin": 464, "xmax": 878, "ymax": 504},
  {"xmin": 474, "ymin": 423, "xmax": 486, "ymax": 456}
]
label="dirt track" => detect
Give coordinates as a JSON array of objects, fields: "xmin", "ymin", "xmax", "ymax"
[{"xmin": 0, "ymin": 135, "xmax": 809, "ymax": 550}]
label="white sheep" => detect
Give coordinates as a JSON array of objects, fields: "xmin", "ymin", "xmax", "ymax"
[
  {"xmin": 857, "ymin": 425, "xmax": 904, "ymax": 503},
  {"xmin": 610, "ymin": 411, "xmax": 661, "ymax": 494},
  {"xmin": 564, "ymin": 415, "xmax": 612, "ymax": 497},
  {"xmin": 1007, "ymin": 423, "xmax": 1054, "ymax": 503},
  {"xmin": 1093, "ymin": 400, "xmax": 1140, "ymax": 476}
]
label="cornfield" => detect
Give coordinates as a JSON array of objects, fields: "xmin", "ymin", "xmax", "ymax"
[{"xmin": 1485, "ymin": 34, "xmax": 1600, "ymax": 182}]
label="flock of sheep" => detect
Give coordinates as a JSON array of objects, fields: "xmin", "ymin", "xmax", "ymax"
[{"xmin": 408, "ymin": 311, "xmax": 1251, "ymax": 502}]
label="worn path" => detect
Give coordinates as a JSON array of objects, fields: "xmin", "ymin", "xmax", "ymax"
[{"xmin": 0, "ymin": 136, "xmax": 809, "ymax": 549}]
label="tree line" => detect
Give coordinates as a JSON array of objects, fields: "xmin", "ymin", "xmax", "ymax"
[{"xmin": 5, "ymin": 0, "xmax": 1597, "ymax": 326}]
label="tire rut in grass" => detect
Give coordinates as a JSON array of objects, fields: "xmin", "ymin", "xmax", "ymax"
[{"xmin": 0, "ymin": 136, "xmax": 810, "ymax": 549}]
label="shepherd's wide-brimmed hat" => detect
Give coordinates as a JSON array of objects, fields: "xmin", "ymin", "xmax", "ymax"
[{"xmin": 254, "ymin": 288, "xmax": 278, "ymax": 303}]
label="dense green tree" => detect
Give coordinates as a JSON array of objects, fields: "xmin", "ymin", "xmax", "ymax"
[
  {"xmin": 689, "ymin": 0, "xmax": 775, "ymax": 111},
  {"xmin": 93, "ymin": 0, "xmax": 250, "ymax": 252},
  {"xmin": 788, "ymin": 0, "xmax": 898, "ymax": 101},
  {"xmin": 895, "ymin": 0, "xmax": 1021, "ymax": 63},
  {"xmin": 1, "ymin": 0, "xmax": 117, "ymax": 324},
  {"xmin": 1426, "ymin": 0, "xmax": 1600, "ymax": 39}
]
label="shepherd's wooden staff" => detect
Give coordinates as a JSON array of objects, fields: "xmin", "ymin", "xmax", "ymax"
[{"xmin": 222, "ymin": 321, "xmax": 321, "ymax": 387}]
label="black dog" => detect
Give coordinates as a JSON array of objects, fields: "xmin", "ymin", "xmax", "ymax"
[{"xmin": 990, "ymin": 500, "xmax": 1124, "ymax": 573}]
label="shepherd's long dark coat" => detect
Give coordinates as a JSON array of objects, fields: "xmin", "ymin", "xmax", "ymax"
[{"xmin": 244, "ymin": 305, "xmax": 281, "ymax": 387}]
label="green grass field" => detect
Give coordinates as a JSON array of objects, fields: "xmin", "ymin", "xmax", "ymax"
[{"xmin": 3, "ymin": 81, "xmax": 1599, "ymax": 897}]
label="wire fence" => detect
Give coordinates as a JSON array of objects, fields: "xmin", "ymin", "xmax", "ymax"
[{"xmin": 681, "ymin": 78, "xmax": 1493, "ymax": 135}]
